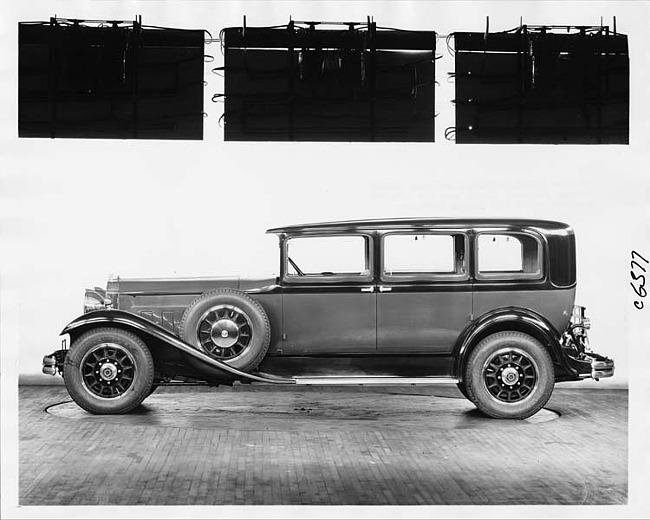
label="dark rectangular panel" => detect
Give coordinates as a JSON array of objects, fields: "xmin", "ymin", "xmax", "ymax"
[
  {"xmin": 282, "ymin": 293, "xmax": 377, "ymax": 354},
  {"xmin": 223, "ymin": 26, "xmax": 437, "ymax": 50},
  {"xmin": 454, "ymin": 26, "xmax": 629, "ymax": 144},
  {"xmin": 19, "ymin": 18, "xmax": 205, "ymax": 140},
  {"xmin": 223, "ymin": 21, "xmax": 436, "ymax": 142}
]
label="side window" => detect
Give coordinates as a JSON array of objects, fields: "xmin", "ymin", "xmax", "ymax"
[
  {"xmin": 285, "ymin": 235, "xmax": 371, "ymax": 280},
  {"xmin": 477, "ymin": 233, "xmax": 541, "ymax": 278},
  {"xmin": 382, "ymin": 233, "xmax": 466, "ymax": 279}
]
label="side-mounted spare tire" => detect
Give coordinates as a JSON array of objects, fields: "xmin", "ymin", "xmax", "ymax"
[
  {"xmin": 179, "ymin": 288, "xmax": 271, "ymax": 371},
  {"xmin": 63, "ymin": 327, "xmax": 155, "ymax": 414}
]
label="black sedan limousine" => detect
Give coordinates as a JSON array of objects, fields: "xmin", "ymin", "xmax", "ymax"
[{"xmin": 43, "ymin": 218, "xmax": 614, "ymax": 419}]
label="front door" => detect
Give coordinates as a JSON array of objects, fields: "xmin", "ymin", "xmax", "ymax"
[{"xmin": 281, "ymin": 234, "xmax": 376, "ymax": 354}]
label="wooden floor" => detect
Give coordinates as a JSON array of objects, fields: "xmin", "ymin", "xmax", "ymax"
[{"xmin": 19, "ymin": 384, "xmax": 627, "ymax": 505}]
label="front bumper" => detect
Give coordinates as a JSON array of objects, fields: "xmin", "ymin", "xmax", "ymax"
[{"xmin": 42, "ymin": 350, "xmax": 66, "ymax": 376}]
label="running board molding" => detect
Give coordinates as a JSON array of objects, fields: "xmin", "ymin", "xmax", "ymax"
[{"xmin": 292, "ymin": 376, "xmax": 459, "ymax": 386}]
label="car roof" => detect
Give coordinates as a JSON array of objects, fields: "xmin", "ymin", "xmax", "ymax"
[{"xmin": 267, "ymin": 218, "xmax": 572, "ymax": 235}]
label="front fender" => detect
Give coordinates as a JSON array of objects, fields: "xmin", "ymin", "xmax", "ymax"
[
  {"xmin": 62, "ymin": 310, "xmax": 294, "ymax": 385},
  {"xmin": 453, "ymin": 307, "xmax": 577, "ymax": 381}
]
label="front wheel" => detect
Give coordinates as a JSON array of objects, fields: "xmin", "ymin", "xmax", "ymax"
[
  {"xmin": 464, "ymin": 331, "xmax": 554, "ymax": 419},
  {"xmin": 63, "ymin": 328, "xmax": 155, "ymax": 414}
]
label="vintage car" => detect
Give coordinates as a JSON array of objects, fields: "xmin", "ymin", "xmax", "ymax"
[{"xmin": 43, "ymin": 218, "xmax": 614, "ymax": 419}]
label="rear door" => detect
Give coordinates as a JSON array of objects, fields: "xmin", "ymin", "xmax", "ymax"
[{"xmin": 376, "ymin": 231, "xmax": 473, "ymax": 354}]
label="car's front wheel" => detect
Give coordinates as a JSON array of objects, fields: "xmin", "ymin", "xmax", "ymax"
[
  {"xmin": 464, "ymin": 331, "xmax": 554, "ymax": 419},
  {"xmin": 63, "ymin": 328, "xmax": 155, "ymax": 414}
]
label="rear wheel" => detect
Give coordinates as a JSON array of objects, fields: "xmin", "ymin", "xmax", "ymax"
[
  {"xmin": 464, "ymin": 331, "xmax": 554, "ymax": 419},
  {"xmin": 456, "ymin": 382, "xmax": 469, "ymax": 399},
  {"xmin": 63, "ymin": 328, "xmax": 155, "ymax": 414}
]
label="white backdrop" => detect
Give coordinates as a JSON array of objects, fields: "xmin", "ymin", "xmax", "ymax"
[{"xmin": 2, "ymin": 1, "xmax": 650, "ymax": 518}]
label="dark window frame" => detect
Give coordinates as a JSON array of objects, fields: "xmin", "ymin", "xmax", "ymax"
[
  {"xmin": 282, "ymin": 233, "xmax": 374, "ymax": 285},
  {"xmin": 379, "ymin": 231, "xmax": 470, "ymax": 283},
  {"xmin": 474, "ymin": 230, "xmax": 544, "ymax": 281}
]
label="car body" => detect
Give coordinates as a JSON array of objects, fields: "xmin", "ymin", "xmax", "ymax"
[{"xmin": 43, "ymin": 218, "xmax": 614, "ymax": 418}]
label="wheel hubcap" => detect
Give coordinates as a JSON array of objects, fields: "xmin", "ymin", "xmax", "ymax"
[
  {"xmin": 483, "ymin": 349, "xmax": 538, "ymax": 403},
  {"xmin": 80, "ymin": 343, "xmax": 135, "ymax": 399},
  {"xmin": 99, "ymin": 362, "xmax": 118, "ymax": 381},
  {"xmin": 198, "ymin": 305, "xmax": 252, "ymax": 359},
  {"xmin": 211, "ymin": 319, "xmax": 240, "ymax": 348},
  {"xmin": 500, "ymin": 366, "xmax": 520, "ymax": 385}
]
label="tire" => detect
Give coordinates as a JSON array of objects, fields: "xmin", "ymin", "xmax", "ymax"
[
  {"xmin": 63, "ymin": 327, "xmax": 155, "ymax": 415},
  {"xmin": 179, "ymin": 288, "xmax": 271, "ymax": 371},
  {"xmin": 464, "ymin": 331, "xmax": 554, "ymax": 419},
  {"xmin": 147, "ymin": 383, "xmax": 159, "ymax": 397},
  {"xmin": 456, "ymin": 382, "xmax": 469, "ymax": 400}
]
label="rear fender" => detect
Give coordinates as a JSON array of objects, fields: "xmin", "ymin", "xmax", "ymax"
[
  {"xmin": 453, "ymin": 307, "xmax": 577, "ymax": 382},
  {"xmin": 62, "ymin": 309, "xmax": 294, "ymax": 385}
]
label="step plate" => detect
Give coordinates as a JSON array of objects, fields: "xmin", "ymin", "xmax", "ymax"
[{"xmin": 293, "ymin": 376, "xmax": 458, "ymax": 386}]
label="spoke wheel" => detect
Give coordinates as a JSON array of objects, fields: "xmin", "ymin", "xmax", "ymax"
[
  {"xmin": 197, "ymin": 304, "xmax": 252, "ymax": 360},
  {"xmin": 63, "ymin": 328, "xmax": 154, "ymax": 415},
  {"xmin": 80, "ymin": 343, "xmax": 136, "ymax": 399},
  {"xmin": 463, "ymin": 331, "xmax": 554, "ymax": 419},
  {"xmin": 179, "ymin": 288, "xmax": 271, "ymax": 371},
  {"xmin": 483, "ymin": 348, "xmax": 538, "ymax": 403}
]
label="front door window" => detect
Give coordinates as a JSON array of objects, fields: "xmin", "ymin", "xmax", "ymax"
[{"xmin": 285, "ymin": 235, "xmax": 372, "ymax": 283}]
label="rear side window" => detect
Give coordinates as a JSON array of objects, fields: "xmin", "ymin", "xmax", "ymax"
[
  {"xmin": 382, "ymin": 233, "xmax": 467, "ymax": 280},
  {"xmin": 477, "ymin": 233, "xmax": 542, "ymax": 279},
  {"xmin": 548, "ymin": 232, "xmax": 576, "ymax": 286}
]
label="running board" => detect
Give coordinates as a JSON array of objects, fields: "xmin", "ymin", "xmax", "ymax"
[{"xmin": 292, "ymin": 376, "xmax": 459, "ymax": 386}]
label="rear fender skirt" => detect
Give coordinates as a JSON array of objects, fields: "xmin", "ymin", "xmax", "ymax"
[
  {"xmin": 453, "ymin": 307, "xmax": 577, "ymax": 382},
  {"xmin": 61, "ymin": 310, "xmax": 295, "ymax": 385}
]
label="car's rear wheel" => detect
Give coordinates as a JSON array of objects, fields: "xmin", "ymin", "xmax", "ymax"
[
  {"xmin": 63, "ymin": 328, "xmax": 155, "ymax": 414},
  {"xmin": 456, "ymin": 382, "xmax": 469, "ymax": 399},
  {"xmin": 464, "ymin": 331, "xmax": 554, "ymax": 419},
  {"xmin": 179, "ymin": 288, "xmax": 271, "ymax": 371}
]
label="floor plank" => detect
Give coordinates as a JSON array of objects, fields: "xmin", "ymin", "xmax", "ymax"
[{"xmin": 19, "ymin": 384, "xmax": 627, "ymax": 505}]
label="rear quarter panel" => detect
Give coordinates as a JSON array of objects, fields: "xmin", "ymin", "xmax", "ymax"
[{"xmin": 472, "ymin": 287, "xmax": 576, "ymax": 333}]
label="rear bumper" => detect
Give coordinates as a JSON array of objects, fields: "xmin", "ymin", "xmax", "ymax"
[
  {"xmin": 590, "ymin": 356, "xmax": 615, "ymax": 379},
  {"xmin": 566, "ymin": 352, "xmax": 615, "ymax": 380}
]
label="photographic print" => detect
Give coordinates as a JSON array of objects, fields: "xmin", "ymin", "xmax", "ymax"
[{"xmin": 1, "ymin": 1, "xmax": 648, "ymax": 519}]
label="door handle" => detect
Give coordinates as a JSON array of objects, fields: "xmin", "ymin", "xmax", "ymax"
[
  {"xmin": 378, "ymin": 286, "xmax": 392, "ymax": 292},
  {"xmin": 360, "ymin": 286, "xmax": 374, "ymax": 293}
]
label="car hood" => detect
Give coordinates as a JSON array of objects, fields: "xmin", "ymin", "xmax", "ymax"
[{"xmin": 109, "ymin": 275, "xmax": 279, "ymax": 295}]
